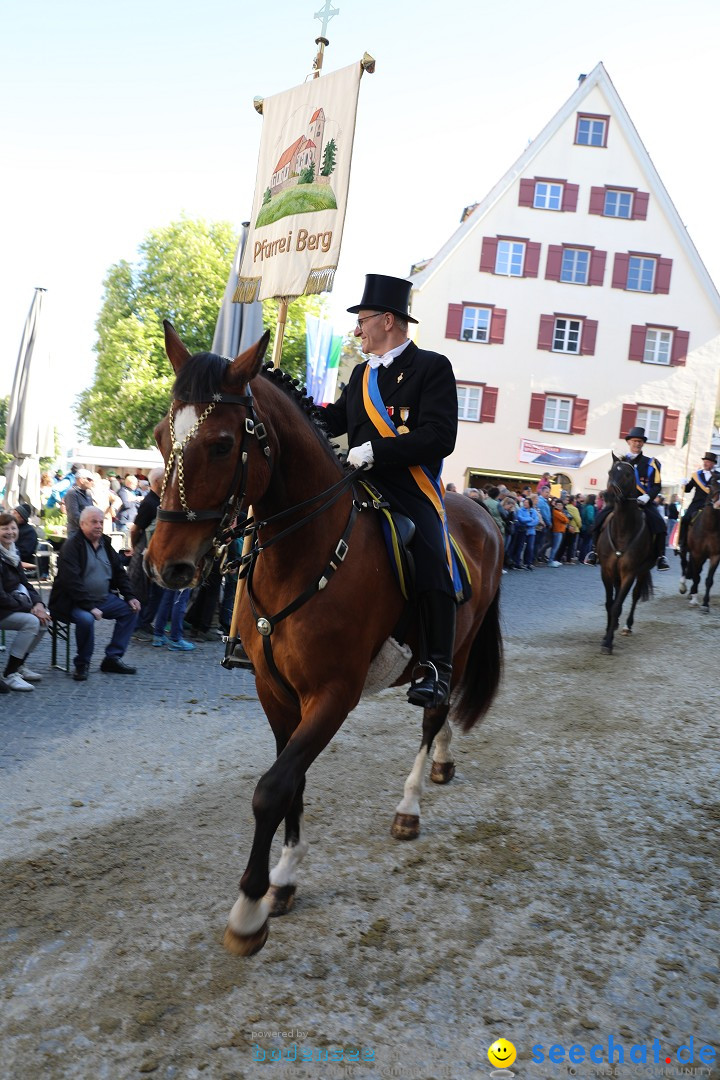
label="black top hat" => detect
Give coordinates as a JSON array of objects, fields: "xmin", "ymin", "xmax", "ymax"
[
  {"xmin": 347, "ymin": 274, "xmax": 418, "ymax": 323},
  {"xmin": 702, "ymin": 451, "xmax": 718, "ymax": 464},
  {"xmin": 625, "ymin": 427, "xmax": 647, "ymax": 443}
]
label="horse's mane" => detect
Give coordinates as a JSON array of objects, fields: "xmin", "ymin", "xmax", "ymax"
[{"xmin": 172, "ymin": 353, "xmax": 341, "ymax": 467}]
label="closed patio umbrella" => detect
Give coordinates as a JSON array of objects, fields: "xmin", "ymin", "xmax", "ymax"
[
  {"xmin": 4, "ymin": 288, "xmax": 54, "ymax": 511},
  {"xmin": 211, "ymin": 224, "xmax": 264, "ymax": 357}
]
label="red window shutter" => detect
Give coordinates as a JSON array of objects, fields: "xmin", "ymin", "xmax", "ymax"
[
  {"xmin": 529, "ymin": 393, "xmax": 546, "ymax": 429},
  {"xmin": 612, "ymin": 253, "xmax": 630, "ymax": 289},
  {"xmin": 571, "ymin": 398, "xmax": 589, "ymax": 435},
  {"xmin": 445, "ymin": 303, "xmax": 463, "ymax": 340},
  {"xmin": 654, "ymin": 258, "xmax": 673, "ymax": 294},
  {"xmin": 545, "ymin": 245, "xmax": 563, "ymax": 281},
  {"xmin": 628, "ymin": 324, "xmax": 647, "ymax": 361},
  {"xmin": 480, "ymin": 386, "xmax": 499, "ymax": 423},
  {"xmin": 562, "ymin": 184, "xmax": 579, "ymax": 212},
  {"xmin": 489, "ymin": 308, "xmax": 507, "ymax": 344},
  {"xmin": 619, "ymin": 404, "xmax": 638, "ymax": 438},
  {"xmin": 589, "ymin": 187, "xmax": 606, "ymax": 215},
  {"xmin": 663, "ymin": 409, "xmax": 680, "ymax": 445},
  {"xmin": 580, "ymin": 320, "xmax": 598, "ymax": 356},
  {"xmin": 518, "ymin": 179, "xmax": 535, "ymax": 207},
  {"xmin": 537, "ymin": 315, "xmax": 555, "ymax": 351},
  {"xmin": 524, "ymin": 241, "xmax": 541, "ymax": 278},
  {"xmin": 671, "ymin": 329, "xmax": 690, "ymax": 366},
  {"xmin": 632, "ymin": 191, "xmax": 649, "ymax": 220},
  {"xmin": 588, "ymin": 249, "xmax": 607, "ymax": 286},
  {"xmin": 480, "ymin": 237, "xmax": 498, "ymax": 273}
]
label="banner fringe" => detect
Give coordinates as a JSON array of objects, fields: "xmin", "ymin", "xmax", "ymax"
[
  {"xmin": 233, "ymin": 277, "xmax": 261, "ymax": 304},
  {"xmin": 304, "ymin": 266, "xmax": 336, "ymax": 295}
]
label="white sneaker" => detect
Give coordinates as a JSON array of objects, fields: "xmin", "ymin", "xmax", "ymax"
[
  {"xmin": 5, "ymin": 671, "xmax": 34, "ymax": 692},
  {"xmin": 18, "ymin": 664, "xmax": 42, "ymax": 683},
  {"xmin": 550, "ymin": 560, "xmax": 562, "ymax": 567}
]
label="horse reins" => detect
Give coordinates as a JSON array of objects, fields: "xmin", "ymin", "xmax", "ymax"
[{"xmin": 606, "ymin": 470, "xmax": 647, "ymax": 558}]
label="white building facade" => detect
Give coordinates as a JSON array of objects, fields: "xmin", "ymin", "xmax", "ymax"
[{"xmin": 410, "ymin": 64, "xmax": 720, "ymax": 495}]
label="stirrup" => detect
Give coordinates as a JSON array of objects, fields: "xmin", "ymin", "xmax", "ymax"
[
  {"xmin": 221, "ymin": 636, "xmax": 255, "ymax": 672},
  {"xmin": 407, "ymin": 661, "xmax": 451, "ymax": 708},
  {"xmin": 584, "ymin": 551, "xmax": 598, "ymax": 565}
]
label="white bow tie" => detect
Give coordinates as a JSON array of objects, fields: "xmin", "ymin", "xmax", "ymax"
[{"xmin": 367, "ymin": 354, "xmax": 394, "ymax": 369}]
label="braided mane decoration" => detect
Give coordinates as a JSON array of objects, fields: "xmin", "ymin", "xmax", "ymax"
[{"xmin": 258, "ymin": 363, "xmax": 342, "ymax": 464}]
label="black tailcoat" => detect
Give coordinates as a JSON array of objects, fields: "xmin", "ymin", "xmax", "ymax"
[{"xmin": 322, "ymin": 341, "xmax": 458, "ymax": 594}]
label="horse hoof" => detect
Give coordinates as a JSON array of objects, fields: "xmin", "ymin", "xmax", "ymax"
[
  {"xmin": 223, "ymin": 921, "xmax": 269, "ymax": 957},
  {"xmin": 601, "ymin": 645, "xmax": 612, "ymax": 655},
  {"xmin": 701, "ymin": 606, "xmax": 710, "ymax": 614},
  {"xmin": 430, "ymin": 761, "xmax": 455, "ymax": 784},
  {"xmin": 689, "ymin": 597, "xmax": 699, "ymax": 606},
  {"xmin": 678, "ymin": 582, "xmax": 687, "ymax": 594},
  {"xmin": 391, "ymin": 812, "xmax": 420, "ymax": 840},
  {"xmin": 266, "ymin": 884, "xmax": 296, "ymax": 918},
  {"xmin": 620, "ymin": 627, "xmax": 632, "ymax": 636}
]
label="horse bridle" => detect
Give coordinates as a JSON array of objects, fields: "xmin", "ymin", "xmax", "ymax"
[
  {"xmin": 156, "ymin": 381, "xmax": 271, "ymax": 560},
  {"xmin": 606, "ymin": 462, "xmax": 647, "ymax": 557}
]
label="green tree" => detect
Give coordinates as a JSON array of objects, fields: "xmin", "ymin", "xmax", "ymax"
[
  {"xmin": 263, "ymin": 295, "xmax": 329, "ymax": 383},
  {"xmin": 321, "ymin": 138, "xmax": 337, "ymax": 177},
  {"xmin": 298, "ymin": 163, "xmax": 315, "ymax": 185},
  {"xmin": 262, "ymin": 187, "xmax": 272, "ymax": 205},
  {"xmin": 75, "ymin": 217, "xmax": 237, "ymax": 447}
]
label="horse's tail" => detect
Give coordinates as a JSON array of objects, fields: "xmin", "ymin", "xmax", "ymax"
[
  {"xmin": 452, "ymin": 589, "xmax": 503, "ymax": 733},
  {"xmin": 638, "ymin": 571, "xmax": 654, "ymax": 603}
]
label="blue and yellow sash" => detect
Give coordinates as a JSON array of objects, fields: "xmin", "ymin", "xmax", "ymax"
[
  {"xmin": 362, "ymin": 365, "xmax": 463, "ymax": 598},
  {"xmin": 694, "ymin": 470, "xmax": 711, "ymax": 494}
]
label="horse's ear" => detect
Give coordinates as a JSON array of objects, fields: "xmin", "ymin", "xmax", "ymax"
[
  {"xmin": 226, "ymin": 330, "xmax": 272, "ymax": 385},
  {"xmin": 611, "ymin": 451, "xmax": 621, "ymax": 463},
  {"xmin": 164, "ymin": 320, "xmax": 191, "ymax": 373}
]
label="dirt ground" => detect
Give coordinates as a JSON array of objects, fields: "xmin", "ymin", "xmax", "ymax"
[{"xmin": 1, "ymin": 576, "xmax": 719, "ymax": 1080}]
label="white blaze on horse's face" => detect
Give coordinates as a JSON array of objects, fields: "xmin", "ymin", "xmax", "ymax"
[{"xmin": 169, "ymin": 404, "xmax": 199, "ymax": 484}]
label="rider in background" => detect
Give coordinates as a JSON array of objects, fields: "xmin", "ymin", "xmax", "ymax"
[
  {"xmin": 678, "ymin": 451, "xmax": 719, "ymax": 553},
  {"xmin": 584, "ymin": 426, "xmax": 670, "ymax": 571}
]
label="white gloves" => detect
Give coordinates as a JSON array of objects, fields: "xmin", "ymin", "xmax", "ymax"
[
  {"xmin": 682, "ymin": 478, "xmax": 690, "ymax": 485},
  {"xmin": 347, "ymin": 441, "xmax": 374, "ymax": 470},
  {"xmin": 637, "ymin": 493, "xmax": 650, "ymax": 505}
]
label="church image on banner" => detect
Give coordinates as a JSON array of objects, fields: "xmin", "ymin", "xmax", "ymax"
[{"xmin": 409, "ymin": 62, "xmax": 720, "ymax": 495}]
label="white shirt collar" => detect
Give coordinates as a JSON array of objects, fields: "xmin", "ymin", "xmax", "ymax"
[{"xmin": 366, "ymin": 339, "xmax": 411, "ymax": 369}]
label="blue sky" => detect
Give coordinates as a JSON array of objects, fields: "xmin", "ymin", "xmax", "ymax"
[{"xmin": 2, "ymin": 0, "xmax": 718, "ymax": 444}]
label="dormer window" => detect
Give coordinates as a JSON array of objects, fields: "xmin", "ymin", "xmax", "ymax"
[{"xmin": 575, "ymin": 113, "xmax": 609, "ymax": 147}]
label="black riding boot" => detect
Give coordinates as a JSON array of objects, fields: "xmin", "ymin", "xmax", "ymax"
[
  {"xmin": 407, "ymin": 591, "xmax": 456, "ymax": 708},
  {"xmin": 655, "ymin": 532, "xmax": 670, "ymax": 571}
]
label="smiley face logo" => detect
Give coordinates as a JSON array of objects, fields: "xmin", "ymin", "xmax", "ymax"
[{"xmin": 488, "ymin": 1038, "xmax": 517, "ymax": 1069}]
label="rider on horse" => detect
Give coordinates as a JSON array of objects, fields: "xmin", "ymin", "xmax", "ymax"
[
  {"xmin": 585, "ymin": 426, "xmax": 670, "ymax": 571},
  {"xmin": 679, "ymin": 451, "xmax": 719, "ymax": 553},
  {"xmin": 321, "ymin": 274, "xmax": 459, "ymax": 709}
]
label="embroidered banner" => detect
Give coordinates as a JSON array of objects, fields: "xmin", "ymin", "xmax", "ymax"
[{"xmin": 235, "ymin": 62, "xmax": 363, "ymax": 304}]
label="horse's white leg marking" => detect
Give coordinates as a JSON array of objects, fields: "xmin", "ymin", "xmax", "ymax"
[
  {"xmin": 395, "ymin": 746, "xmax": 429, "ymax": 818},
  {"xmin": 689, "ymin": 595, "xmax": 699, "ymax": 606},
  {"xmin": 269, "ymin": 818, "xmax": 308, "ymax": 888},
  {"xmin": 227, "ymin": 891, "xmax": 270, "ymax": 936},
  {"xmin": 432, "ymin": 720, "xmax": 453, "ymax": 765}
]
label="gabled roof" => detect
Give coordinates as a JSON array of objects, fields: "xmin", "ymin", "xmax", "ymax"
[
  {"xmin": 411, "ymin": 62, "xmax": 720, "ymax": 315},
  {"xmin": 310, "ymin": 108, "xmax": 324, "ymax": 122},
  {"xmin": 273, "ymin": 136, "xmax": 306, "ymax": 175}
]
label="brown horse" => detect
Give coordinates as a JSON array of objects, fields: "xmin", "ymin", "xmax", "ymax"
[
  {"xmin": 597, "ymin": 455, "xmax": 655, "ymax": 654},
  {"xmin": 679, "ymin": 473, "xmax": 720, "ymax": 611},
  {"xmin": 145, "ymin": 323, "xmax": 504, "ymax": 956}
]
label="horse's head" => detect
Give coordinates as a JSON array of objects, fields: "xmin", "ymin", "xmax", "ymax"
[
  {"xmin": 710, "ymin": 472, "xmax": 720, "ymax": 510},
  {"xmin": 606, "ymin": 453, "xmax": 638, "ymax": 502},
  {"xmin": 145, "ymin": 321, "xmax": 271, "ymax": 590}
]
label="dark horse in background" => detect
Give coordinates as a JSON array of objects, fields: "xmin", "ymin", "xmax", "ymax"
[
  {"xmin": 597, "ymin": 456, "xmax": 655, "ymax": 654},
  {"xmin": 679, "ymin": 472, "xmax": 720, "ymax": 612},
  {"xmin": 145, "ymin": 323, "xmax": 504, "ymax": 956}
]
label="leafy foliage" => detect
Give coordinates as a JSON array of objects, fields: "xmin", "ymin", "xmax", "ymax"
[
  {"xmin": 263, "ymin": 295, "xmax": 329, "ymax": 384},
  {"xmin": 75, "ymin": 218, "xmax": 237, "ymax": 447},
  {"xmin": 321, "ymin": 138, "xmax": 337, "ymax": 177},
  {"xmin": 299, "ymin": 163, "xmax": 316, "ymax": 184}
]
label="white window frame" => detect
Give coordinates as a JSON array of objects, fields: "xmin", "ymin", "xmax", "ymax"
[
  {"xmin": 495, "ymin": 240, "xmax": 525, "ymax": 277},
  {"xmin": 461, "ymin": 306, "xmax": 491, "ymax": 343},
  {"xmin": 553, "ymin": 318, "xmax": 582, "ymax": 354},
  {"xmin": 604, "ymin": 189, "xmax": 633, "ymax": 218},
  {"xmin": 560, "ymin": 248, "xmax": 590, "ymax": 285},
  {"xmin": 627, "ymin": 256, "xmax": 656, "ymax": 292},
  {"xmin": 457, "ymin": 384, "xmax": 482, "ymax": 422},
  {"xmin": 643, "ymin": 328, "xmax": 673, "ymax": 365},
  {"xmin": 534, "ymin": 182, "xmax": 563, "ymax": 211},
  {"xmin": 543, "ymin": 396, "xmax": 573, "ymax": 433},
  {"xmin": 577, "ymin": 116, "xmax": 606, "ymax": 146},
  {"xmin": 635, "ymin": 407, "xmax": 664, "ymax": 444}
]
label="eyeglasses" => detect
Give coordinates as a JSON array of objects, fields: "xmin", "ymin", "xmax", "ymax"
[{"xmin": 355, "ymin": 312, "xmax": 386, "ymax": 332}]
